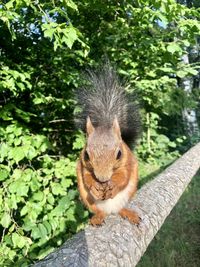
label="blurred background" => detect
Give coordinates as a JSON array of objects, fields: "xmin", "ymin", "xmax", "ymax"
[{"xmin": 0, "ymin": 0, "xmax": 199, "ymax": 266}]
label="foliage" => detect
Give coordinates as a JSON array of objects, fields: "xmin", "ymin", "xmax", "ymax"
[
  {"xmin": 136, "ymin": 112, "xmax": 186, "ymax": 165},
  {"xmin": 0, "ymin": 0, "xmax": 200, "ymax": 265},
  {"xmin": 0, "ymin": 123, "xmax": 88, "ymax": 266}
]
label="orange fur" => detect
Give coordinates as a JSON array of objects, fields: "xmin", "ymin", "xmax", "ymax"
[{"xmin": 76, "ymin": 141, "xmax": 139, "ymax": 226}]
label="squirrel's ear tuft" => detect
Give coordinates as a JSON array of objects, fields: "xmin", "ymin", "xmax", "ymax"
[
  {"xmin": 112, "ymin": 117, "xmax": 121, "ymax": 138},
  {"xmin": 86, "ymin": 116, "xmax": 94, "ymax": 135}
]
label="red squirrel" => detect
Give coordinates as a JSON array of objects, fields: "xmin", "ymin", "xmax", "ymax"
[{"xmin": 76, "ymin": 64, "xmax": 141, "ymax": 226}]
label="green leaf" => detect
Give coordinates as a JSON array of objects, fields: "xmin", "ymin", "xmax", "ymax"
[
  {"xmin": 5, "ymin": 0, "xmax": 15, "ymax": 9},
  {"xmin": 24, "ymin": 146, "xmax": 38, "ymax": 160},
  {"xmin": 37, "ymin": 246, "xmax": 55, "ymax": 260},
  {"xmin": 20, "ymin": 205, "xmax": 29, "ymax": 216},
  {"xmin": 51, "ymin": 183, "xmax": 66, "ymax": 196},
  {"xmin": 47, "ymin": 193, "xmax": 55, "ymax": 205},
  {"xmin": 0, "ymin": 143, "xmax": 9, "ymax": 161},
  {"xmin": 12, "ymin": 233, "xmax": 26, "ymax": 248},
  {"xmin": 62, "ymin": 26, "xmax": 77, "ymax": 49},
  {"xmin": 12, "ymin": 168, "xmax": 23, "ymax": 179},
  {"xmin": 38, "ymin": 223, "xmax": 48, "ymax": 239},
  {"xmin": 32, "ymin": 191, "xmax": 44, "ymax": 202},
  {"xmin": 167, "ymin": 43, "xmax": 181, "ymax": 54},
  {"xmin": 31, "ymin": 226, "xmax": 41, "ymax": 240},
  {"xmin": 168, "ymin": 141, "xmax": 177, "ymax": 148},
  {"xmin": 43, "ymin": 221, "xmax": 52, "ymax": 235},
  {"xmin": 31, "ymin": 224, "xmax": 48, "ymax": 240},
  {"xmin": 9, "ymin": 181, "xmax": 29, "ymax": 196},
  {"xmin": 9, "ymin": 194, "xmax": 18, "ymax": 209},
  {"xmin": 58, "ymin": 195, "xmax": 71, "ymax": 210},
  {"xmin": 1, "ymin": 212, "xmax": 11, "ymax": 228},
  {"xmin": 187, "ymin": 68, "xmax": 198, "ymax": 76},
  {"xmin": 67, "ymin": 189, "xmax": 78, "ymax": 200},
  {"xmin": 43, "ymin": 28, "xmax": 55, "ymax": 40},
  {"xmin": 22, "ymin": 168, "xmax": 33, "ymax": 182},
  {"xmin": 65, "ymin": 208, "xmax": 75, "ymax": 222},
  {"xmin": 61, "ymin": 177, "xmax": 73, "ymax": 188},
  {"xmin": 9, "ymin": 147, "xmax": 25, "ymax": 163},
  {"xmin": 177, "ymin": 70, "xmax": 187, "ymax": 78},
  {"xmin": 0, "ymin": 169, "xmax": 9, "ymax": 181},
  {"xmin": 73, "ymin": 133, "xmax": 85, "ymax": 150},
  {"xmin": 64, "ymin": 0, "xmax": 78, "ymax": 11}
]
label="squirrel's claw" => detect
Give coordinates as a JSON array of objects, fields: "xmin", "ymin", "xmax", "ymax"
[
  {"xmin": 119, "ymin": 208, "xmax": 140, "ymax": 225},
  {"xmin": 89, "ymin": 213, "xmax": 105, "ymax": 226}
]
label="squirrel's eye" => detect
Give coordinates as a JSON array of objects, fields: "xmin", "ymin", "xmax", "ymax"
[
  {"xmin": 84, "ymin": 151, "xmax": 90, "ymax": 161},
  {"xmin": 116, "ymin": 150, "xmax": 122, "ymax": 160}
]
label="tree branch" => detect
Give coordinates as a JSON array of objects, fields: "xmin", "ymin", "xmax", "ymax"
[{"xmin": 33, "ymin": 142, "xmax": 200, "ymax": 267}]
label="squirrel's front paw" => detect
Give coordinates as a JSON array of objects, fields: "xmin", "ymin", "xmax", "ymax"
[
  {"xmin": 119, "ymin": 208, "xmax": 140, "ymax": 225},
  {"xmin": 103, "ymin": 181, "xmax": 119, "ymax": 200},
  {"xmin": 84, "ymin": 175, "xmax": 104, "ymax": 200},
  {"xmin": 90, "ymin": 213, "xmax": 105, "ymax": 226},
  {"xmin": 90, "ymin": 182, "xmax": 104, "ymax": 200}
]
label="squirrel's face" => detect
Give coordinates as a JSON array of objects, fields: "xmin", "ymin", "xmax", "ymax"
[{"xmin": 83, "ymin": 117, "xmax": 123, "ymax": 183}]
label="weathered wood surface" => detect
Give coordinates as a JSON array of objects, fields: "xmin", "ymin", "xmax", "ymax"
[{"xmin": 33, "ymin": 142, "xmax": 200, "ymax": 267}]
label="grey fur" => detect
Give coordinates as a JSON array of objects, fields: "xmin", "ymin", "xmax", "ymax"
[{"xmin": 76, "ymin": 64, "xmax": 141, "ymax": 147}]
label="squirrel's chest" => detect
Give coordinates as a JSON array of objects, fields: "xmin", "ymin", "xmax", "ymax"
[{"xmin": 95, "ymin": 181, "xmax": 134, "ymax": 214}]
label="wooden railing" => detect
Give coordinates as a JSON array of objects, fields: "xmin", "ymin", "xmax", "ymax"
[{"xmin": 33, "ymin": 142, "xmax": 200, "ymax": 267}]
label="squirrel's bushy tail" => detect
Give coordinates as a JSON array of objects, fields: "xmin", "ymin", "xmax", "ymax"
[{"xmin": 76, "ymin": 64, "xmax": 141, "ymax": 147}]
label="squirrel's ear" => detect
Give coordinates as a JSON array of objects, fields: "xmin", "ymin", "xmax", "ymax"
[
  {"xmin": 86, "ymin": 116, "xmax": 94, "ymax": 135},
  {"xmin": 112, "ymin": 117, "xmax": 121, "ymax": 138}
]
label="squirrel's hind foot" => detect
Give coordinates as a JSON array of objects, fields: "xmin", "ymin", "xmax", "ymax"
[{"xmin": 119, "ymin": 208, "xmax": 140, "ymax": 225}]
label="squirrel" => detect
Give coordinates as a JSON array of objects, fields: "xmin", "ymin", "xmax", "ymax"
[{"xmin": 76, "ymin": 64, "xmax": 141, "ymax": 226}]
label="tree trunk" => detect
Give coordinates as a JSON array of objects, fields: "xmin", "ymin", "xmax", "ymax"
[
  {"xmin": 32, "ymin": 142, "xmax": 200, "ymax": 267},
  {"xmin": 181, "ymin": 53, "xmax": 199, "ymax": 137}
]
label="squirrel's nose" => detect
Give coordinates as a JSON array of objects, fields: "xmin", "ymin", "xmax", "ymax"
[
  {"xmin": 97, "ymin": 176, "xmax": 110, "ymax": 183},
  {"xmin": 94, "ymin": 171, "xmax": 111, "ymax": 183}
]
